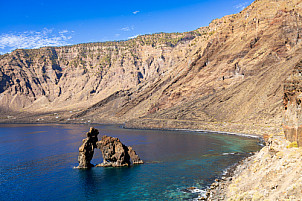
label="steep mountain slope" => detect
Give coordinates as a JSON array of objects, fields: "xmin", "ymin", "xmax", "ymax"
[
  {"xmin": 0, "ymin": 31, "xmax": 200, "ymax": 122},
  {"xmin": 127, "ymin": 0, "xmax": 302, "ymax": 131},
  {"xmin": 1, "ymin": 0, "xmax": 302, "ymax": 131}
]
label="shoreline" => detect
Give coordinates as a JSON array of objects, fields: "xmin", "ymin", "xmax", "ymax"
[
  {"xmin": 123, "ymin": 124, "xmax": 263, "ymax": 139},
  {"xmin": 125, "ymin": 122, "xmax": 266, "ymax": 199},
  {"xmin": 203, "ymin": 153, "xmax": 257, "ymax": 200},
  {"xmin": 124, "ymin": 118, "xmax": 282, "ymax": 137},
  {"xmin": 0, "ymin": 121, "xmax": 262, "ymax": 139},
  {"xmin": 0, "ymin": 121, "xmax": 264, "ymax": 141},
  {"xmin": 208, "ymin": 133, "xmax": 302, "ymax": 200}
]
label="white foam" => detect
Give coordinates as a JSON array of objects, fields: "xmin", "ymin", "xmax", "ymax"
[
  {"xmin": 193, "ymin": 189, "xmax": 207, "ymax": 200},
  {"xmin": 185, "ymin": 187, "xmax": 207, "ymax": 194},
  {"xmin": 222, "ymin": 152, "xmax": 235, "ymax": 155}
]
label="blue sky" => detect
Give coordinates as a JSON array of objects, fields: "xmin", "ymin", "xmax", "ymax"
[{"xmin": 0, "ymin": 0, "xmax": 253, "ymax": 54}]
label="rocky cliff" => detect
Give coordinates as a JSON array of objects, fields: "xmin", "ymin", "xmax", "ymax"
[
  {"xmin": 1, "ymin": 0, "xmax": 302, "ymax": 132},
  {"xmin": 283, "ymin": 60, "xmax": 302, "ymax": 146},
  {"xmin": 0, "ymin": 31, "xmax": 201, "ymax": 123}
]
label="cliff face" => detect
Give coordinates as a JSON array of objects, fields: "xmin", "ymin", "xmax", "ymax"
[
  {"xmin": 283, "ymin": 60, "xmax": 302, "ymax": 146},
  {"xmin": 129, "ymin": 0, "xmax": 302, "ymax": 128},
  {"xmin": 0, "ymin": 32, "xmax": 201, "ymax": 122},
  {"xmin": 1, "ymin": 0, "xmax": 302, "ymax": 129},
  {"xmin": 0, "ymin": 32, "xmax": 197, "ymax": 111}
]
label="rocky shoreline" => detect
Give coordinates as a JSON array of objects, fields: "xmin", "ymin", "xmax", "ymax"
[
  {"xmin": 204, "ymin": 131, "xmax": 302, "ymax": 200},
  {"xmin": 204, "ymin": 153, "xmax": 257, "ymax": 200},
  {"xmin": 125, "ymin": 122, "xmax": 277, "ymax": 200}
]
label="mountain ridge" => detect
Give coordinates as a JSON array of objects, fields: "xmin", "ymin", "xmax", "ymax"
[{"xmin": 1, "ymin": 0, "xmax": 302, "ymax": 134}]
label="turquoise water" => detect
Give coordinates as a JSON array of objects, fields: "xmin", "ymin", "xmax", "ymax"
[{"xmin": 0, "ymin": 124, "xmax": 261, "ymax": 200}]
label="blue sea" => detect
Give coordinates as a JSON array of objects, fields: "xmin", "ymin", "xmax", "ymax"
[{"xmin": 0, "ymin": 124, "xmax": 261, "ymax": 200}]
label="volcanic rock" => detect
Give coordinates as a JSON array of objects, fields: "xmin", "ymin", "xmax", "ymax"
[
  {"xmin": 77, "ymin": 128, "xmax": 143, "ymax": 168},
  {"xmin": 96, "ymin": 135, "xmax": 144, "ymax": 167},
  {"xmin": 77, "ymin": 127, "xmax": 99, "ymax": 168},
  {"xmin": 96, "ymin": 135, "xmax": 130, "ymax": 167},
  {"xmin": 127, "ymin": 146, "xmax": 144, "ymax": 164}
]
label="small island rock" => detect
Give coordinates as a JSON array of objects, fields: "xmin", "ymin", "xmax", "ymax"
[
  {"xmin": 96, "ymin": 135, "xmax": 131, "ymax": 167},
  {"xmin": 77, "ymin": 128, "xmax": 143, "ymax": 168},
  {"xmin": 77, "ymin": 127, "xmax": 99, "ymax": 168}
]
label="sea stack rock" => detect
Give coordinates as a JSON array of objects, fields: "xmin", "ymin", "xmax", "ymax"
[
  {"xmin": 77, "ymin": 128, "xmax": 143, "ymax": 168},
  {"xmin": 96, "ymin": 135, "xmax": 131, "ymax": 167},
  {"xmin": 77, "ymin": 127, "xmax": 99, "ymax": 168},
  {"xmin": 127, "ymin": 146, "xmax": 144, "ymax": 164},
  {"xmin": 96, "ymin": 135, "xmax": 144, "ymax": 167}
]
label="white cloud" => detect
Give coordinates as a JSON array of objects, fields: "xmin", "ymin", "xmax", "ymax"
[
  {"xmin": 128, "ymin": 34, "xmax": 140, "ymax": 39},
  {"xmin": 121, "ymin": 27, "xmax": 131, "ymax": 31},
  {"xmin": 133, "ymin": 11, "xmax": 140, "ymax": 15},
  {"xmin": 121, "ymin": 25, "xmax": 134, "ymax": 32},
  {"xmin": 0, "ymin": 28, "xmax": 73, "ymax": 53},
  {"xmin": 59, "ymin": 30, "xmax": 68, "ymax": 34},
  {"xmin": 234, "ymin": 2, "xmax": 250, "ymax": 11}
]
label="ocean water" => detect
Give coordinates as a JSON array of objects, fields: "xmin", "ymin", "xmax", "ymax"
[{"xmin": 0, "ymin": 124, "xmax": 261, "ymax": 200}]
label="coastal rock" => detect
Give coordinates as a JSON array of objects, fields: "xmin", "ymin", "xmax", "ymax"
[
  {"xmin": 77, "ymin": 128, "xmax": 143, "ymax": 168},
  {"xmin": 77, "ymin": 127, "xmax": 99, "ymax": 168},
  {"xmin": 127, "ymin": 146, "xmax": 144, "ymax": 164},
  {"xmin": 96, "ymin": 135, "xmax": 134, "ymax": 167},
  {"xmin": 96, "ymin": 135, "xmax": 144, "ymax": 167}
]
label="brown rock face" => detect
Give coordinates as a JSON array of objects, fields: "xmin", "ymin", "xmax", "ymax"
[
  {"xmin": 96, "ymin": 135, "xmax": 132, "ymax": 167},
  {"xmin": 77, "ymin": 127, "xmax": 99, "ymax": 168},
  {"xmin": 0, "ymin": 32, "xmax": 196, "ymax": 123},
  {"xmin": 283, "ymin": 61, "xmax": 302, "ymax": 147}
]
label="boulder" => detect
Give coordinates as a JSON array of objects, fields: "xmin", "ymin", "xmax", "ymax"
[{"xmin": 77, "ymin": 127, "xmax": 99, "ymax": 168}]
